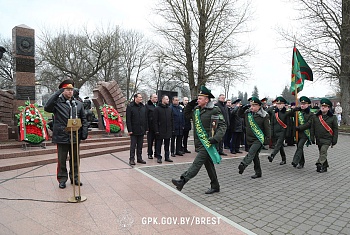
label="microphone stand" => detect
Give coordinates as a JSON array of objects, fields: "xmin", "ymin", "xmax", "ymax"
[{"xmin": 66, "ymin": 99, "xmax": 86, "ymax": 203}]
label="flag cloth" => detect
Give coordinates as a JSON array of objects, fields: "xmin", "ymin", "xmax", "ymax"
[{"xmin": 291, "ymin": 46, "xmax": 313, "ymax": 95}]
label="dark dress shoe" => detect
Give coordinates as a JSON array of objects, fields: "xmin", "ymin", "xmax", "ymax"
[
  {"xmin": 184, "ymin": 150, "xmax": 191, "ymax": 153},
  {"xmin": 137, "ymin": 160, "xmax": 146, "ymax": 164},
  {"xmin": 280, "ymin": 161, "xmax": 286, "ymax": 165},
  {"xmin": 291, "ymin": 162, "xmax": 297, "ymax": 167},
  {"xmin": 172, "ymin": 178, "xmax": 185, "ymax": 191},
  {"xmin": 129, "ymin": 160, "xmax": 136, "ymax": 165},
  {"xmin": 157, "ymin": 159, "xmax": 162, "ymax": 164},
  {"xmin": 230, "ymin": 151, "xmax": 236, "ymax": 154},
  {"xmin": 238, "ymin": 162, "xmax": 246, "ymax": 174},
  {"xmin": 296, "ymin": 164, "xmax": 304, "ymax": 169},
  {"xmin": 219, "ymin": 152, "xmax": 227, "ymax": 156},
  {"xmin": 205, "ymin": 188, "xmax": 220, "ymax": 194},
  {"xmin": 175, "ymin": 152, "xmax": 183, "ymax": 156},
  {"xmin": 319, "ymin": 166, "xmax": 327, "ymax": 173},
  {"xmin": 236, "ymin": 151, "xmax": 243, "ymax": 153},
  {"xmin": 251, "ymin": 174, "xmax": 262, "ymax": 179},
  {"xmin": 268, "ymin": 155, "xmax": 274, "ymax": 162},
  {"xmin": 59, "ymin": 182, "xmax": 66, "ymax": 189},
  {"xmin": 316, "ymin": 164, "xmax": 321, "ymax": 172},
  {"xmin": 148, "ymin": 155, "xmax": 153, "ymax": 159},
  {"xmin": 71, "ymin": 180, "xmax": 83, "ymax": 186},
  {"xmin": 171, "ymin": 153, "xmax": 176, "ymax": 157},
  {"xmin": 165, "ymin": 158, "xmax": 173, "ymax": 162}
]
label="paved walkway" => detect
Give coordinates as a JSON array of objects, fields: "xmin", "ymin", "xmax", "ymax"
[{"xmin": 1, "ymin": 134, "xmax": 350, "ymax": 234}]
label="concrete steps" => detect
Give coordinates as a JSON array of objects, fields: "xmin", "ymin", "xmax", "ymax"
[{"xmin": 0, "ymin": 130, "xmax": 137, "ymax": 172}]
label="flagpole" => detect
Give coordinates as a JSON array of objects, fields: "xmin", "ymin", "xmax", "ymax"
[{"xmin": 295, "ymin": 84, "xmax": 299, "ymax": 143}]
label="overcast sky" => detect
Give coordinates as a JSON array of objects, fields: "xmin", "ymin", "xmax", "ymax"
[{"xmin": 0, "ymin": 0, "xmax": 332, "ymax": 99}]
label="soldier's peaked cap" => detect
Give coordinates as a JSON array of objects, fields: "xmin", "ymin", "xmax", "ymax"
[
  {"xmin": 59, "ymin": 79, "xmax": 74, "ymax": 89},
  {"xmin": 299, "ymin": 96, "xmax": 311, "ymax": 104},
  {"xmin": 233, "ymin": 98, "xmax": 241, "ymax": 104},
  {"xmin": 249, "ymin": 97, "xmax": 262, "ymax": 105},
  {"xmin": 320, "ymin": 98, "xmax": 332, "ymax": 107},
  {"xmin": 275, "ymin": 96, "xmax": 288, "ymax": 104},
  {"xmin": 198, "ymin": 86, "xmax": 215, "ymax": 99}
]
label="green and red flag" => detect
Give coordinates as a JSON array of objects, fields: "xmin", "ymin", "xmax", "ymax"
[{"xmin": 291, "ymin": 46, "xmax": 313, "ymax": 95}]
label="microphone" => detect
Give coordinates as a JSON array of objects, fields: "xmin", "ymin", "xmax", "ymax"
[
  {"xmin": 72, "ymin": 100, "xmax": 78, "ymax": 118},
  {"xmin": 66, "ymin": 100, "xmax": 72, "ymax": 119}
]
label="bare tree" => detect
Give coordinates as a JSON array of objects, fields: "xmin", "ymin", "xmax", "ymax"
[
  {"xmin": 0, "ymin": 38, "xmax": 14, "ymax": 89},
  {"xmin": 118, "ymin": 30, "xmax": 153, "ymax": 101},
  {"xmin": 153, "ymin": 0, "xmax": 252, "ymax": 98},
  {"xmin": 278, "ymin": 0, "xmax": 350, "ymax": 124},
  {"xmin": 37, "ymin": 25, "xmax": 120, "ymax": 90}
]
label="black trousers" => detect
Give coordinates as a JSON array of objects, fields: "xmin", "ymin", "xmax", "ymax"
[
  {"xmin": 57, "ymin": 143, "xmax": 79, "ymax": 183},
  {"xmin": 171, "ymin": 134, "xmax": 183, "ymax": 154},
  {"xmin": 130, "ymin": 135, "xmax": 144, "ymax": 161},
  {"xmin": 182, "ymin": 129, "xmax": 190, "ymax": 150},
  {"xmin": 231, "ymin": 132, "xmax": 243, "ymax": 153},
  {"xmin": 155, "ymin": 138, "xmax": 170, "ymax": 160},
  {"xmin": 147, "ymin": 130, "xmax": 157, "ymax": 156}
]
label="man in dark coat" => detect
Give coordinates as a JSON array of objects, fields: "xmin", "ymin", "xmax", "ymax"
[
  {"xmin": 182, "ymin": 97, "xmax": 192, "ymax": 153},
  {"xmin": 230, "ymin": 99, "xmax": 244, "ymax": 154},
  {"xmin": 267, "ymin": 96, "xmax": 292, "ymax": 165},
  {"xmin": 215, "ymin": 94, "xmax": 229, "ymax": 155},
  {"xmin": 170, "ymin": 96, "xmax": 185, "ymax": 156},
  {"xmin": 311, "ymin": 98, "xmax": 338, "ymax": 173},
  {"xmin": 172, "ymin": 86, "xmax": 226, "ymax": 194},
  {"xmin": 126, "ymin": 93, "xmax": 147, "ymax": 165},
  {"xmin": 154, "ymin": 95, "xmax": 174, "ymax": 163},
  {"xmin": 44, "ymin": 79, "xmax": 89, "ymax": 189},
  {"xmin": 145, "ymin": 93, "xmax": 158, "ymax": 159},
  {"xmin": 238, "ymin": 97, "xmax": 270, "ymax": 179},
  {"xmin": 291, "ymin": 96, "xmax": 314, "ymax": 169}
]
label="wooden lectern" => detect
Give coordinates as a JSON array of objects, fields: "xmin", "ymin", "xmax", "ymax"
[{"xmin": 66, "ymin": 118, "xmax": 87, "ymax": 203}]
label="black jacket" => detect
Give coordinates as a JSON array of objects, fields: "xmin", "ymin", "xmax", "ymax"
[
  {"xmin": 126, "ymin": 101, "xmax": 147, "ymax": 135},
  {"xmin": 145, "ymin": 100, "xmax": 157, "ymax": 131},
  {"xmin": 44, "ymin": 90, "xmax": 89, "ymax": 144},
  {"xmin": 154, "ymin": 103, "xmax": 173, "ymax": 139},
  {"xmin": 215, "ymin": 101, "xmax": 230, "ymax": 127},
  {"xmin": 230, "ymin": 106, "xmax": 244, "ymax": 133}
]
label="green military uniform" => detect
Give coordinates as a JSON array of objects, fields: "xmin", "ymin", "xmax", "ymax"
[
  {"xmin": 292, "ymin": 96, "xmax": 314, "ymax": 168},
  {"xmin": 311, "ymin": 98, "xmax": 338, "ymax": 173},
  {"xmin": 267, "ymin": 96, "xmax": 292, "ymax": 165},
  {"xmin": 172, "ymin": 86, "xmax": 226, "ymax": 194},
  {"xmin": 238, "ymin": 97, "xmax": 270, "ymax": 178}
]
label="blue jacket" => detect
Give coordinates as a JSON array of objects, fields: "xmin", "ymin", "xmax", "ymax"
[{"xmin": 170, "ymin": 104, "xmax": 185, "ymax": 136}]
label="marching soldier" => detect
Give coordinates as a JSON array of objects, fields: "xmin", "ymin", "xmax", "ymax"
[
  {"xmin": 291, "ymin": 96, "xmax": 314, "ymax": 169},
  {"xmin": 172, "ymin": 86, "xmax": 226, "ymax": 194},
  {"xmin": 268, "ymin": 96, "xmax": 292, "ymax": 165},
  {"xmin": 238, "ymin": 97, "xmax": 270, "ymax": 179},
  {"xmin": 311, "ymin": 98, "xmax": 338, "ymax": 173}
]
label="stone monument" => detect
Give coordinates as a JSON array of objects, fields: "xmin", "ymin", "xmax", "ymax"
[{"xmin": 12, "ymin": 24, "xmax": 36, "ymax": 111}]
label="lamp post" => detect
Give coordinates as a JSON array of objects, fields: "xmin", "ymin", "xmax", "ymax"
[{"xmin": 0, "ymin": 46, "xmax": 6, "ymax": 59}]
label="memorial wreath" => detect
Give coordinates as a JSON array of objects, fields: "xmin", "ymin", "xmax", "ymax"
[
  {"xmin": 100, "ymin": 104, "xmax": 124, "ymax": 133},
  {"xmin": 16, "ymin": 101, "xmax": 49, "ymax": 144}
]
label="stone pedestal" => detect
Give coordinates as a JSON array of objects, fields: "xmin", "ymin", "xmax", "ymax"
[{"xmin": 12, "ymin": 24, "xmax": 35, "ymax": 113}]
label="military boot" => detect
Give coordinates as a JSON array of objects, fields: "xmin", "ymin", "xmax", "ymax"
[
  {"xmin": 238, "ymin": 162, "xmax": 247, "ymax": 174},
  {"xmin": 171, "ymin": 178, "xmax": 186, "ymax": 191},
  {"xmin": 268, "ymin": 154, "xmax": 274, "ymax": 163},
  {"xmin": 316, "ymin": 163, "xmax": 321, "ymax": 172}
]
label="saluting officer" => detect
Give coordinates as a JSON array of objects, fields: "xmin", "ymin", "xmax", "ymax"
[
  {"xmin": 172, "ymin": 86, "xmax": 226, "ymax": 194},
  {"xmin": 291, "ymin": 96, "xmax": 314, "ymax": 169},
  {"xmin": 311, "ymin": 98, "xmax": 338, "ymax": 173}
]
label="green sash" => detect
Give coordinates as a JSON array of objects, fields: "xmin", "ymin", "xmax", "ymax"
[
  {"xmin": 298, "ymin": 111, "xmax": 312, "ymax": 146},
  {"xmin": 194, "ymin": 109, "xmax": 221, "ymax": 164},
  {"xmin": 247, "ymin": 113, "xmax": 264, "ymax": 145}
]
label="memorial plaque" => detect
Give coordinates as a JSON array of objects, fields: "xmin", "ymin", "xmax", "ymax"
[
  {"xmin": 16, "ymin": 86, "xmax": 35, "ymax": 100},
  {"xmin": 16, "ymin": 36, "xmax": 35, "ymax": 56},
  {"xmin": 15, "ymin": 58, "xmax": 35, "ymax": 73}
]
